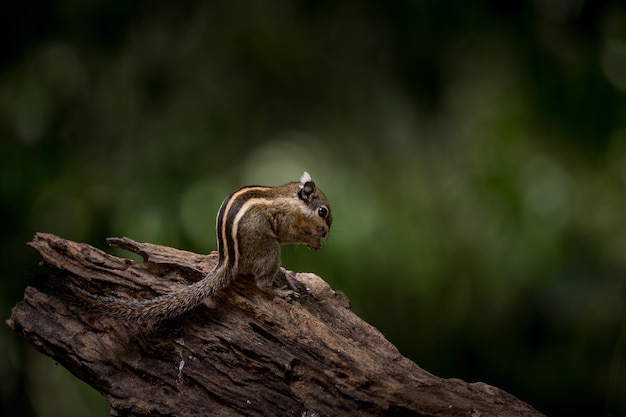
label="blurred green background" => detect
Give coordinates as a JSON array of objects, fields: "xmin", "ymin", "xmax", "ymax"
[{"xmin": 1, "ymin": 1, "xmax": 625, "ymax": 416}]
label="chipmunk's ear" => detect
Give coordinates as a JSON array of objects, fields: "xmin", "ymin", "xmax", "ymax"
[
  {"xmin": 300, "ymin": 171, "xmax": 312, "ymax": 184},
  {"xmin": 298, "ymin": 171, "xmax": 316, "ymax": 201}
]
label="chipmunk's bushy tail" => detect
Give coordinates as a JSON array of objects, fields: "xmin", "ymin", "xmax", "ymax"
[{"xmin": 74, "ymin": 268, "xmax": 231, "ymax": 322}]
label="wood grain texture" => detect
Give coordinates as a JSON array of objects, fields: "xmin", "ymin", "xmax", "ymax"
[{"xmin": 7, "ymin": 233, "xmax": 544, "ymax": 417}]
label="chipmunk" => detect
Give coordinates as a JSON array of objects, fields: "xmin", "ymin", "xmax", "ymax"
[{"xmin": 80, "ymin": 172, "xmax": 332, "ymax": 321}]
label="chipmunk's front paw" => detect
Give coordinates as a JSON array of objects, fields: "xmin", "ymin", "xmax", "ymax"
[{"xmin": 283, "ymin": 270, "xmax": 309, "ymax": 295}]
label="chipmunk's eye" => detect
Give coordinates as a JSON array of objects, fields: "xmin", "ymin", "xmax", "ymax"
[{"xmin": 318, "ymin": 206, "xmax": 329, "ymax": 219}]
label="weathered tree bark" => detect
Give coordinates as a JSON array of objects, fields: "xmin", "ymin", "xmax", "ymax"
[{"xmin": 7, "ymin": 233, "xmax": 543, "ymax": 417}]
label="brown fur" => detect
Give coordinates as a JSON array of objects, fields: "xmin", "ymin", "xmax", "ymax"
[{"xmin": 78, "ymin": 173, "xmax": 331, "ymax": 321}]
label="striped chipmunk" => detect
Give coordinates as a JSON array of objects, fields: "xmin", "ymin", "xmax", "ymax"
[{"xmin": 80, "ymin": 172, "xmax": 332, "ymax": 321}]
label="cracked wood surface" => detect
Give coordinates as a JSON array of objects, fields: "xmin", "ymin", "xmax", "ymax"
[{"xmin": 7, "ymin": 233, "xmax": 543, "ymax": 417}]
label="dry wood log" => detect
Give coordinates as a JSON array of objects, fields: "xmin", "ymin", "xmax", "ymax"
[{"xmin": 7, "ymin": 233, "xmax": 543, "ymax": 417}]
